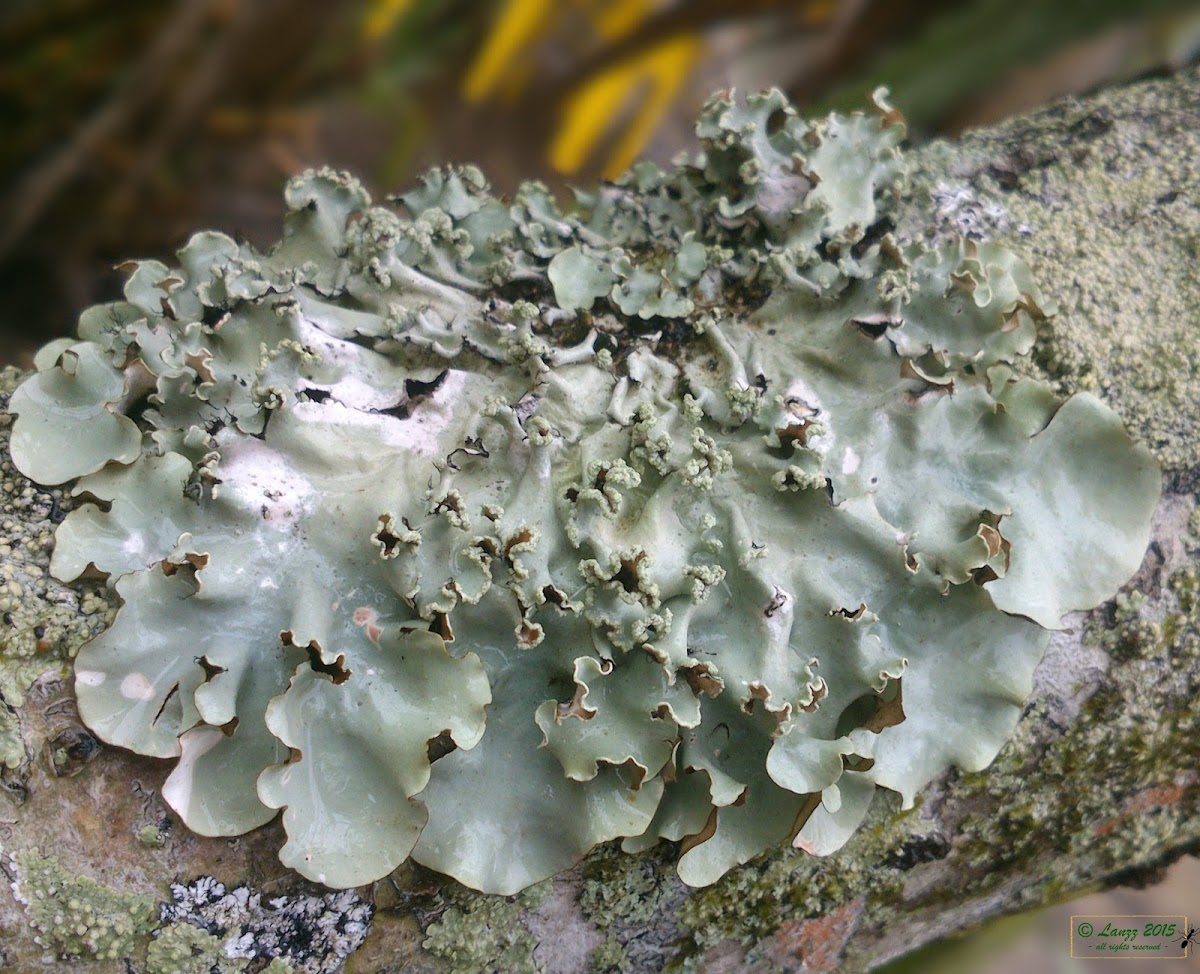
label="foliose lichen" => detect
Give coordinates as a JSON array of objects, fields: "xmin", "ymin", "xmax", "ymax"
[{"xmin": 4, "ymin": 88, "xmax": 1159, "ymax": 895}]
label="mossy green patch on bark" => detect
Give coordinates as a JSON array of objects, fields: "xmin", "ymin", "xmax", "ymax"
[
  {"xmin": 420, "ymin": 881, "xmax": 550, "ymax": 974},
  {"xmin": 566, "ymin": 793, "xmax": 922, "ymax": 972},
  {"xmin": 588, "ymin": 934, "xmax": 629, "ymax": 974},
  {"xmin": 145, "ymin": 923, "xmax": 226, "ymax": 974},
  {"xmin": 577, "ymin": 848, "xmax": 688, "ymax": 972},
  {"xmin": 0, "ymin": 706, "xmax": 22, "ymax": 771},
  {"xmin": 10, "ymin": 848, "xmax": 157, "ymax": 962}
]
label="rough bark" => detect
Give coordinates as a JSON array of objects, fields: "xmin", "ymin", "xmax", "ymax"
[{"xmin": 1, "ymin": 66, "xmax": 1199, "ymax": 974}]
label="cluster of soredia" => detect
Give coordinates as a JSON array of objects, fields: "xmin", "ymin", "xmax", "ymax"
[{"xmin": 5, "ymin": 88, "xmax": 1159, "ymax": 895}]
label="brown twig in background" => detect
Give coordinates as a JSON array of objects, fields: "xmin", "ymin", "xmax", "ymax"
[
  {"xmin": 0, "ymin": 0, "xmax": 215, "ymax": 261},
  {"xmin": 107, "ymin": 0, "xmax": 263, "ymax": 217}
]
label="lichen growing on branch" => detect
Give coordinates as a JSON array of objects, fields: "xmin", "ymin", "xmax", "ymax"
[{"xmin": 4, "ymin": 88, "xmax": 1159, "ymax": 895}]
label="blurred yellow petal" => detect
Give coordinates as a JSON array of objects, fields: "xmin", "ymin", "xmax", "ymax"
[
  {"xmin": 593, "ymin": 0, "xmax": 655, "ymax": 41},
  {"xmin": 464, "ymin": 0, "xmax": 554, "ymax": 103},
  {"xmin": 550, "ymin": 33, "xmax": 701, "ymax": 178},
  {"xmin": 550, "ymin": 60, "xmax": 633, "ymax": 176},
  {"xmin": 604, "ymin": 34, "xmax": 700, "ymax": 178}
]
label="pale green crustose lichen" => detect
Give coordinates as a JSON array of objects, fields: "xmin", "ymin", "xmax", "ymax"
[
  {"xmin": 4, "ymin": 88, "xmax": 1159, "ymax": 895},
  {"xmin": 10, "ymin": 848, "xmax": 157, "ymax": 961},
  {"xmin": 421, "ymin": 881, "xmax": 549, "ymax": 974}
]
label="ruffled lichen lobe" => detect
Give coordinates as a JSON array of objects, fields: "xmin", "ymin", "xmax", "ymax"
[
  {"xmin": 1, "ymin": 85, "xmax": 1160, "ymax": 903},
  {"xmin": 0, "ymin": 368, "xmax": 116, "ymax": 771}
]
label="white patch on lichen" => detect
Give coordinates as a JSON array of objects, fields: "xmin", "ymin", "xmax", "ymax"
[
  {"xmin": 213, "ymin": 430, "xmax": 316, "ymax": 522},
  {"xmin": 352, "ymin": 606, "xmax": 382, "ymax": 643},
  {"xmin": 75, "ymin": 670, "xmax": 106, "ymax": 687},
  {"xmin": 842, "ymin": 448, "xmax": 861, "ymax": 476},
  {"xmin": 763, "ymin": 587, "xmax": 794, "ymax": 644},
  {"xmin": 783, "ymin": 376, "xmax": 824, "ymax": 414},
  {"xmin": 289, "ymin": 315, "xmax": 401, "ymax": 411},
  {"xmin": 120, "ymin": 672, "xmax": 155, "ymax": 701},
  {"xmin": 162, "ymin": 727, "xmax": 225, "ymax": 816},
  {"xmin": 290, "ymin": 368, "xmax": 468, "ymax": 460}
]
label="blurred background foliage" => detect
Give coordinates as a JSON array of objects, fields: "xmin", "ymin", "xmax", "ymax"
[{"xmin": 3, "ymin": 0, "xmax": 1200, "ymax": 365}]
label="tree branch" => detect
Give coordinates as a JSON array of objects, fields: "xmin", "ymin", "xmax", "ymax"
[{"xmin": 0, "ymin": 65, "xmax": 1197, "ymax": 974}]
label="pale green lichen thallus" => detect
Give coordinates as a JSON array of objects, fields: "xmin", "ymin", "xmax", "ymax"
[{"xmin": 6, "ymin": 88, "xmax": 1159, "ymax": 895}]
